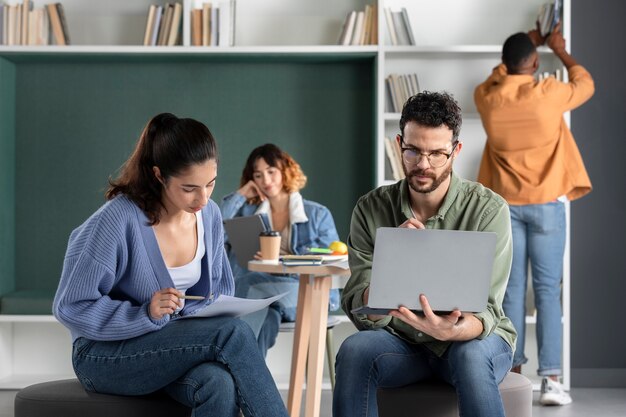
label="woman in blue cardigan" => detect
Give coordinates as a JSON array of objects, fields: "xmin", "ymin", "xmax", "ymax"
[
  {"xmin": 52, "ymin": 113, "xmax": 288, "ymax": 417},
  {"xmin": 221, "ymin": 143, "xmax": 340, "ymax": 357}
]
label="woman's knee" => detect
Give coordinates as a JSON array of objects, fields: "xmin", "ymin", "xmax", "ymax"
[{"xmin": 190, "ymin": 363, "xmax": 238, "ymax": 410}]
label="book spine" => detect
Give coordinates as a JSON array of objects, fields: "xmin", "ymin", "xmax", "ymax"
[
  {"xmin": 143, "ymin": 5, "xmax": 156, "ymax": 46},
  {"xmin": 383, "ymin": 7, "xmax": 397, "ymax": 46},
  {"xmin": 400, "ymin": 8, "xmax": 415, "ymax": 45},
  {"xmin": 46, "ymin": 3, "xmax": 65, "ymax": 46}
]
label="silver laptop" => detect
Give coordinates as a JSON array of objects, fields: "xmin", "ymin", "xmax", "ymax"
[
  {"xmin": 223, "ymin": 215, "xmax": 267, "ymax": 269},
  {"xmin": 351, "ymin": 228, "xmax": 497, "ymax": 315}
]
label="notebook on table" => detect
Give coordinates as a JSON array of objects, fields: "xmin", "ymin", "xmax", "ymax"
[
  {"xmin": 223, "ymin": 214, "xmax": 267, "ymax": 269},
  {"xmin": 351, "ymin": 227, "xmax": 497, "ymax": 316}
]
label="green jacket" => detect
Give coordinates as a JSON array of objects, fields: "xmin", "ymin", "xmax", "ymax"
[{"xmin": 342, "ymin": 172, "xmax": 516, "ymax": 356}]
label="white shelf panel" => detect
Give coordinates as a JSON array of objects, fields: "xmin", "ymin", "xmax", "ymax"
[
  {"xmin": 0, "ymin": 45, "xmax": 378, "ymax": 55},
  {"xmin": 0, "ymin": 315, "xmax": 58, "ymax": 323}
]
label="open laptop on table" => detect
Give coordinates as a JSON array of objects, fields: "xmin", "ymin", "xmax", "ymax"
[
  {"xmin": 223, "ymin": 214, "xmax": 267, "ymax": 269},
  {"xmin": 351, "ymin": 227, "xmax": 497, "ymax": 316}
]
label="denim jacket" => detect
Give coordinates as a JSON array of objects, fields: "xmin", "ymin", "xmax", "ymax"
[{"xmin": 220, "ymin": 191, "xmax": 339, "ymax": 276}]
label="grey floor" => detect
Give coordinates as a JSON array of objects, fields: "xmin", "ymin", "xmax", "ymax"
[{"xmin": 3, "ymin": 388, "xmax": 626, "ymax": 416}]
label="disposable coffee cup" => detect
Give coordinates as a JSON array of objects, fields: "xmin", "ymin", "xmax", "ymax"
[{"xmin": 259, "ymin": 230, "xmax": 281, "ymax": 264}]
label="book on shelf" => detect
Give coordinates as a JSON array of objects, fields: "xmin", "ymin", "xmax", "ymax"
[
  {"xmin": 350, "ymin": 11, "xmax": 364, "ymax": 46},
  {"xmin": 537, "ymin": 0, "xmax": 561, "ymax": 37},
  {"xmin": 383, "ymin": 7, "xmax": 397, "ymax": 46},
  {"xmin": 400, "ymin": 8, "xmax": 415, "ymax": 45},
  {"xmin": 184, "ymin": 0, "xmax": 235, "ymax": 47},
  {"xmin": 47, "ymin": 2, "xmax": 68, "ymax": 46},
  {"xmin": 157, "ymin": 3, "xmax": 172, "ymax": 45},
  {"xmin": 385, "ymin": 73, "xmax": 421, "ymax": 113},
  {"xmin": 384, "ymin": 137, "xmax": 405, "ymax": 181},
  {"xmin": 337, "ymin": 10, "xmax": 356, "ymax": 46},
  {"xmin": 27, "ymin": 7, "xmax": 49, "ymax": 45},
  {"xmin": 337, "ymin": 2, "xmax": 377, "ymax": 46},
  {"xmin": 143, "ymin": 2, "xmax": 183, "ymax": 46},
  {"xmin": 385, "ymin": 7, "xmax": 415, "ymax": 46},
  {"xmin": 143, "ymin": 5, "xmax": 157, "ymax": 46},
  {"xmin": 191, "ymin": 7, "xmax": 202, "ymax": 46},
  {"xmin": 210, "ymin": 5, "xmax": 218, "ymax": 45},
  {"xmin": 21, "ymin": 0, "xmax": 28, "ymax": 45},
  {"xmin": 201, "ymin": 2, "xmax": 211, "ymax": 46},
  {"xmin": 55, "ymin": 2, "xmax": 70, "ymax": 44},
  {"xmin": 167, "ymin": 2, "xmax": 182, "ymax": 46},
  {"xmin": 218, "ymin": 0, "xmax": 234, "ymax": 47}
]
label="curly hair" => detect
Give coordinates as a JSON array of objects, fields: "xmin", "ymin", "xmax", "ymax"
[
  {"xmin": 399, "ymin": 91, "xmax": 462, "ymax": 142},
  {"xmin": 106, "ymin": 113, "xmax": 218, "ymax": 225},
  {"xmin": 240, "ymin": 143, "xmax": 307, "ymax": 204}
]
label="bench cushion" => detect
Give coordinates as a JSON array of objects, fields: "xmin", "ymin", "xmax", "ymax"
[
  {"xmin": 377, "ymin": 372, "xmax": 532, "ymax": 417},
  {"xmin": 15, "ymin": 379, "xmax": 191, "ymax": 417}
]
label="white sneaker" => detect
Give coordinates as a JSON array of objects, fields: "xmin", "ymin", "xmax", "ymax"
[{"xmin": 539, "ymin": 377, "xmax": 572, "ymax": 406}]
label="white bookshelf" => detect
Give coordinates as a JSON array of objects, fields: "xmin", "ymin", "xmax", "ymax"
[{"xmin": 0, "ymin": 0, "xmax": 571, "ymax": 391}]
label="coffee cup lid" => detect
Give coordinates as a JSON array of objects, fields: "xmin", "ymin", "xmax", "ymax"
[{"xmin": 260, "ymin": 230, "xmax": 280, "ymax": 237}]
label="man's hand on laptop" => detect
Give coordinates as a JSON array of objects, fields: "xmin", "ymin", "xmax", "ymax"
[
  {"xmin": 363, "ymin": 287, "xmax": 388, "ymax": 322},
  {"xmin": 399, "ymin": 218, "xmax": 425, "ymax": 229},
  {"xmin": 389, "ymin": 294, "xmax": 464, "ymax": 341}
]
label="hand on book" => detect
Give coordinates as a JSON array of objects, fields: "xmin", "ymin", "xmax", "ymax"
[
  {"xmin": 546, "ymin": 22, "xmax": 566, "ymax": 53},
  {"xmin": 528, "ymin": 20, "xmax": 547, "ymax": 47}
]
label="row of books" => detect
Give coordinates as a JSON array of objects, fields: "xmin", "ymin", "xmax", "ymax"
[
  {"xmin": 385, "ymin": 73, "xmax": 420, "ymax": 114},
  {"xmin": 384, "ymin": 136, "xmax": 405, "ymax": 181},
  {"xmin": 337, "ymin": 2, "xmax": 377, "ymax": 46},
  {"xmin": 537, "ymin": 69, "xmax": 564, "ymax": 82},
  {"xmin": 537, "ymin": 0, "xmax": 561, "ymax": 37},
  {"xmin": 384, "ymin": 7, "xmax": 415, "ymax": 46},
  {"xmin": 0, "ymin": 1, "xmax": 69, "ymax": 46},
  {"xmin": 143, "ymin": 3, "xmax": 183, "ymax": 46},
  {"xmin": 190, "ymin": 0, "xmax": 235, "ymax": 47}
]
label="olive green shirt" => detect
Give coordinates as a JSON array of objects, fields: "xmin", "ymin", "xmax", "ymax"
[{"xmin": 342, "ymin": 172, "xmax": 516, "ymax": 356}]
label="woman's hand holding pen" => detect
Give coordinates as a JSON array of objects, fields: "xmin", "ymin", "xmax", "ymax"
[
  {"xmin": 149, "ymin": 288, "xmax": 183, "ymax": 320},
  {"xmin": 238, "ymin": 180, "xmax": 266, "ymax": 202}
]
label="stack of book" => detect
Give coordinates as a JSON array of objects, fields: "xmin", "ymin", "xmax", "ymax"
[
  {"xmin": 281, "ymin": 255, "xmax": 323, "ymax": 266},
  {"xmin": 383, "ymin": 7, "xmax": 415, "ymax": 46},
  {"xmin": 337, "ymin": 2, "xmax": 377, "ymax": 46},
  {"xmin": 143, "ymin": 2, "xmax": 183, "ymax": 46},
  {"xmin": 385, "ymin": 73, "xmax": 420, "ymax": 113},
  {"xmin": 537, "ymin": 68, "xmax": 564, "ymax": 82},
  {"xmin": 384, "ymin": 136, "xmax": 405, "ymax": 182},
  {"xmin": 537, "ymin": 0, "xmax": 561, "ymax": 36},
  {"xmin": 189, "ymin": 0, "xmax": 236, "ymax": 47},
  {"xmin": 0, "ymin": 1, "xmax": 69, "ymax": 46}
]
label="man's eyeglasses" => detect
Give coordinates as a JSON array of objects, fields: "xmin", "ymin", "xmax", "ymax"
[{"xmin": 399, "ymin": 135, "xmax": 458, "ymax": 168}]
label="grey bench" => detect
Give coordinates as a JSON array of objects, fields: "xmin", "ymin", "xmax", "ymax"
[
  {"xmin": 15, "ymin": 379, "xmax": 191, "ymax": 417},
  {"xmin": 377, "ymin": 372, "xmax": 532, "ymax": 417}
]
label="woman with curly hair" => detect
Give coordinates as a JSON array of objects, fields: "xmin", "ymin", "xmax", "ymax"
[{"xmin": 221, "ymin": 143, "xmax": 339, "ymax": 356}]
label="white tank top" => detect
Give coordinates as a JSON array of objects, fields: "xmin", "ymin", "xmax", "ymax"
[{"xmin": 168, "ymin": 212, "xmax": 205, "ymax": 308}]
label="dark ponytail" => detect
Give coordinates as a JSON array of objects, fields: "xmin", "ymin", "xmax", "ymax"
[{"xmin": 106, "ymin": 113, "xmax": 218, "ymax": 225}]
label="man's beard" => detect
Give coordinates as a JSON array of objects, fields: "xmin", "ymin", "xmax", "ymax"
[{"xmin": 404, "ymin": 163, "xmax": 453, "ymax": 194}]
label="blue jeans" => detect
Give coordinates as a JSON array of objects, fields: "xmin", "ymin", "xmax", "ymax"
[
  {"xmin": 235, "ymin": 271, "xmax": 340, "ymax": 357},
  {"xmin": 333, "ymin": 330, "xmax": 512, "ymax": 417},
  {"xmin": 72, "ymin": 317, "xmax": 288, "ymax": 417},
  {"xmin": 505, "ymin": 202, "xmax": 565, "ymax": 376}
]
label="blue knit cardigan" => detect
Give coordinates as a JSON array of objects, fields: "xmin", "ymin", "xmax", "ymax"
[{"xmin": 53, "ymin": 195, "xmax": 234, "ymax": 342}]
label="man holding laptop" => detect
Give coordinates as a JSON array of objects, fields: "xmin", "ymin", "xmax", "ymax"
[{"xmin": 333, "ymin": 91, "xmax": 516, "ymax": 417}]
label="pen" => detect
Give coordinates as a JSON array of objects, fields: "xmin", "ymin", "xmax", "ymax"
[{"xmin": 179, "ymin": 295, "xmax": 206, "ymax": 300}]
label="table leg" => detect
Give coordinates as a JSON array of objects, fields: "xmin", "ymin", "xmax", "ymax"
[
  {"xmin": 304, "ymin": 275, "xmax": 331, "ymax": 417},
  {"xmin": 287, "ymin": 274, "xmax": 313, "ymax": 417}
]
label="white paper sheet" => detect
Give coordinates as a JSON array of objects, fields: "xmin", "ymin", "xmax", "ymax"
[{"xmin": 182, "ymin": 292, "xmax": 288, "ymax": 318}]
